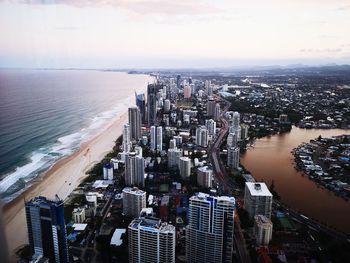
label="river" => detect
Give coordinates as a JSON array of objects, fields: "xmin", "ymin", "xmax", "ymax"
[{"xmin": 240, "ymin": 126, "xmax": 350, "ymax": 234}]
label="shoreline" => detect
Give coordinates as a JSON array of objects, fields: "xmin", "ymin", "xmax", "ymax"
[
  {"xmin": 2, "ymin": 75, "xmax": 150, "ymax": 261},
  {"xmin": 4, "ymin": 110, "xmax": 129, "ymax": 261}
]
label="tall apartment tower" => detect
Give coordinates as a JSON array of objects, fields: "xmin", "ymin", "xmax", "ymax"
[
  {"xmin": 122, "ymin": 187, "xmax": 146, "ymax": 218},
  {"xmin": 227, "ymin": 147, "xmax": 240, "ymax": 169},
  {"xmin": 214, "ymin": 103, "xmax": 221, "ymax": 121},
  {"xmin": 135, "ymin": 92, "xmax": 146, "ymax": 123},
  {"xmin": 147, "ymin": 84, "xmax": 159, "ymax": 126},
  {"xmin": 186, "ymin": 193, "xmax": 235, "ymax": 263},
  {"xmin": 244, "ymin": 182, "xmax": 273, "ymax": 219},
  {"xmin": 128, "ymin": 107, "xmax": 142, "ymax": 141},
  {"xmin": 197, "ymin": 166, "xmax": 213, "ymax": 188},
  {"xmin": 205, "ymin": 119, "xmax": 216, "ymax": 136},
  {"xmin": 125, "ymin": 152, "xmax": 145, "ymax": 187},
  {"xmin": 167, "ymin": 147, "xmax": 183, "ymax": 169},
  {"xmin": 25, "ymin": 196, "xmax": 69, "ymax": 263},
  {"xmin": 123, "ymin": 123, "xmax": 131, "ymax": 152},
  {"xmin": 156, "ymin": 126, "xmax": 163, "ymax": 152},
  {"xmin": 207, "ymin": 99, "xmax": 216, "ymax": 117},
  {"xmin": 179, "ymin": 157, "xmax": 191, "ymax": 179},
  {"xmin": 129, "ymin": 217, "xmax": 176, "ymax": 263},
  {"xmin": 195, "ymin": 126, "xmax": 209, "ymax": 147}
]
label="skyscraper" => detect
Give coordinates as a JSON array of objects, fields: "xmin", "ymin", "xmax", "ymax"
[
  {"xmin": 205, "ymin": 119, "xmax": 216, "ymax": 136},
  {"xmin": 179, "ymin": 157, "xmax": 191, "ymax": 179},
  {"xmin": 156, "ymin": 126, "xmax": 163, "ymax": 152},
  {"xmin": 254, "ymin": 215, "xmax": 273, "ymax": 247},
  {"xmin": 214, "ymin": 103, "xmax": 221, "ymax": 121},
  {"xmin": 227, "ymin": 132, "xmax": 237, "ymax": 148},
  {"xmin": 147, "ymin": 83, "xmax": 160, "ymax": 126},
  {"xmin": 135, "ymin": 92, "xmax": 146, "ymax": 123},
  {"xmin": 186, "ymin": 193, "xmax": 235, "ymax": 263},
  {"xmin": 244, "ymin": 182, "xmax": 273, "ymax": 219},
  {"xmin": 129, "ymin": 217, "xmax": 176, "ymax": 263},
  {"xmin": 195, "ymin": 126, "xmax": 209, "ymax": 147},
  {"xmin": 125, "ymin": 152, "xmax": 145, "ymax": 187},
  {"xmin": 150, "ymin": 125, "xmax": 156, "ymax": 150},
  {"xmin": 128, "ymin": 107, "xmax": 142, "ymax": 141},
  {"xmin": 167, "ymin": 147, "xmax": 182, "ymax": 169},
  {"xmin": 227, "ymin": 147, "xmax": 240, "ymax": 169},
  {"xmin": 122, "ymin": 187, "xmax": 146, "ymax": 218},
  {"xmin": 123, "ymin": 123, "xmax": 131, "ymax": 153},
  {"xmin": 25, "ymin": 196, "xmax": 69, "ymax": 263},
  {"xmin": 184, "ymin": 85, "xmax": 191, "ymax": 99},
  {"xmin": 207, "ymin": 99, "xmax": 216, "ymax": 117},
  {"xmin": 197, "ymin": 166, "xmax": 213, "ymax": 188}
]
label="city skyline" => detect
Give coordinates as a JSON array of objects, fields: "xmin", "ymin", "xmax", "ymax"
[{"xmin": 1, "ymin": 0, "xmax": 350, "ymax": 68}]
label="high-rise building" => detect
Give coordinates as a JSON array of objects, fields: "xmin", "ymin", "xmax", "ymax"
[
  {"xmin": 128, "ymin": 107, "xmax": 142, "ymax": 141},
  {"xmin": 207, "ymin": 99, "xmax": 216, "ymax": 117},
  {"xmin": 244, "ymin": 182, "xmax": 273, "ymax": 219},
  {"xmin": 254, "ymin": 215, "xmax": 273, "ymax": 247},
  {"xmin": 214, "ymin": 103, "xmax": 221, "ymax": 121},
  {"xmin": 150, "ymin": 125, "xmax": 156, "ymax": 150},
  {"xmin": 167, "ymin": 148, "xmax": 182, "ymax": 169},
  {"xmin": 125, "ymin": 152, "xmax": 145, "ymax": 187},
  {"xmin": 232, "ymin": 112, "xmax": 240, "ymax": 129},
  {"xmin": 227, "ymin": 132, "xmax": 237, "ymax": 148},
  {"xmin": 164, "ymin": 99, "xmax": 171, "ymax": 112},
  {"xmin": 195, "ymin": 126, "xmax": 208, "ymax": 147},
  {"xmin": 205, "ymin": 119, "xmax": 216, "ymax": 136},
  {"xmin": 227, "ymin": 147, "xmax": 240, "ymax": 169},
  {"xmin": 135, "ymin": 92, "xmax": 146, "ymax": 123},
  {"xmin": 240, "ymin": 124, "xmax": 249, "ymax": 140},
  {"xmin": 72, "ymin": 207, "xmax": 85, "ymax": 223},
  {"xmin": 147, "ymin": 84, "xmax": 160, "ymax": 126},
  {"xmin": 179, "ymin": 157, "xmax": 191, "ymax": 179},
  {"xmin": 135, "ymin": 145, "xmax": 143, "ymax": 157},
  {"xmin": 156, "ymin": 126, "xmax": 163, "ymax": 152},
  {"xmin": 129, "ymin": 217, "xmax": 175, "ymax": 263},
  {"xmin": 25, "ymin": 196, "xmax": 69, "ymax": 263},
  {"xmin": 186, "ymin": 193, "xmax": 235, "ymax": 263},
  {"xmin": 150, "ymin": 126, "xmax": 163, "ymax": 152},
  {"xmin": 197, "ymin": 166, "xmax": 213, "ymax": 188},
  {"xmin": 176, "ymin": 75, "xmax": 181, "ymax": 89},
  {"xmin": 122, "ymin": 187, "xmax": 146, "ymax": 218},
  {"xmin": 169, "ymin": 138, "xmax": 176, "ymax": 149},
  {"xmin": 184, "ymin": 85, "xmax": 192, "ymax": 99},
  {"xmin": 123, "ymin": 124, "xmax": 131, "ymax": 152},
  {"xmin": 103, "ymin": 163, "xmax": 114, "ymax": 180}
]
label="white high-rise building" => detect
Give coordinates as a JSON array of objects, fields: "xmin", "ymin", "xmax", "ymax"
[
  {"xmin": 205, "ymin": 119, "xmax": 216, "ymax": 136},
  {"xmin": 227, "ymin": 132, "xmax": 237, "ymax": 148},
  {"xmin": 197, "ymin": 166, "xmax": 213, "ymax": 188},
  {"xmin": 103, "ymin": 163, "xmax": 114, "ymax": 180},
  {"xmin": 150, "ymin": 126, "xmax": 156, "ymax": 150},
  {"xmin": 232, "ymin": 112, "xmax": 240, "ymax": 129},
  {"xmin": 125, "ymin": 152, "xmax": 145, "ymax": 187},
  {"xmin": 128, "ymin": 107, "xmax": 142, "ymax": 141},
  {"xmin": 156, "ymin": 126, "xmax": 163, "ymax": 152},
  {"xmin": 214, "ymin": 103, "xmax": 221, "ymax": 121},
  {"xmin": 227, "ymin": 147, "xmax": 240, "ymax": 169},
  {"xmin": 164, "ymin": 99, "xmax": 171, "ymax": 112},
  {"xmin": 123, "ymin": 124, "xmax": 131, "ymax": 153},
  {"xmin": 167, "ymin": 148, "xmax": 182, "ymax": 169},
  {"xmin": 207, "ymin": 99, "xmax": 216, "ymax": 117},
  {"xmin": 254, "ymin": 215, "xmax": 273, "ymax": 247},
  {"xmin": 195, "ymin": 126, "xmax": 208, "ymax": 147},
  {"xmin": 134, "ymin": 146, "xmax": 143, "ymax": 157},
  {"xmin": 129, "ymin": 217, "xmax": 175, "ymax": 263},
  {"xmin": 122, "ymin": 187, "xmax": 146, "ymax": 218},
  {"xmin": 241, "ymin": 124, "xmax": 249, "ymax": 140},
  {"xmin": 186, "ymin": 193, "xmax": 235, "ymax": 263},
  {"xmin": 179, "ymin": 157, "xmax": 191, "ymax": 179},
  {"xmin": 169, "ymin": 138, "xmax": 176, "ymax": 149},
  {"xmin": 244, "ymin": 182, "xmax": 273, "ymax": 219}
]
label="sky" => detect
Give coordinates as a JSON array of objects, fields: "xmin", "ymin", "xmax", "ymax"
[{"xmin": 0, "ymin": 0, "xmax": 350, "ymax": 69}]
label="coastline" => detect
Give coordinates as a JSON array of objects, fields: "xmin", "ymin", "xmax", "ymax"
[{"xmin": 2, "ymin": 81, "xmax": 146, "ymax": 261}]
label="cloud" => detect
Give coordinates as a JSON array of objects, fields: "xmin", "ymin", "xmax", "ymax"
[
  {"xmin": 55, "ymin": 26, "xmax": 79, "ymax": 30},
  {"xmin": 300, "ymin": 48, "xmax": 343, "ymax": 53},
  {"xmin": 3, "ymin": 0, "xmax": 221, "ymax": 16},
  {"xmin": 335, "ymin": 5, "xmax": 350, "ymax": 11}
]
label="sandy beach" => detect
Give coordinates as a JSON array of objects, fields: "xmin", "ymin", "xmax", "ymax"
[{"xmin": 3, "ymin": 109, "xmax": 129, "ymax": 261}]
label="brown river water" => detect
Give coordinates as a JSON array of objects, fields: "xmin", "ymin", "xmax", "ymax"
[{"xmin": 240, "ymin": 126, "xmax": 350, "ymax": 234}]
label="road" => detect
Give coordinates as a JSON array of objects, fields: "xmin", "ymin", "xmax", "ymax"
[{"xmin": 207, "ymin": 95, "xmax": 251, "ymax": 263}]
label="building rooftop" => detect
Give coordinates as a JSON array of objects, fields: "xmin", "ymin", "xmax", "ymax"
[
  {"xmin": 110, "ymin": 228, "xmax": 126, "ymax": 246},
  {"xmin": 191, "ymin": 192, "xmax": 235, "ymax": 204},
  {"xmin": 245, "ymin": 182, "xmax": 272, "ymax": 197},
  {"xmin": 129, "ymin": 217, "xmax": 175, "ymax": 233},
  {"xmin": 122, "ymin": 187, "xmax": 146, "ymax": 196}
]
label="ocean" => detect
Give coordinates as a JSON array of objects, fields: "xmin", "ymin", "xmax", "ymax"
[{"xmin": 0, "ymin": 69, "xmax": 150, "ymax": 201}]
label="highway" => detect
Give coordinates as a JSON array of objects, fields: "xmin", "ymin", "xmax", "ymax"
[{"xmin": 207, "ymin": 95, "xmax": 251, "ymax": 263}]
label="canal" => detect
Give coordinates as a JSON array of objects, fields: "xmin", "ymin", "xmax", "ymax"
[{"xmin": 240, "ymin": 126, "xmax": 350, "ymax": 234}]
